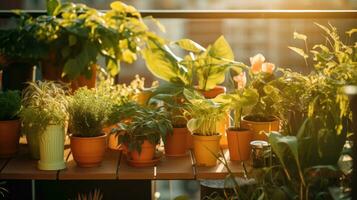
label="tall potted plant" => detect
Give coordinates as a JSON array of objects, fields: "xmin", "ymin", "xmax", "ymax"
[
  {"xmin": 184, "ymin": 89, "xmax": 229, "ymax": 166},
  {"xmin": 18, "ymin": 1, "xmax": 163, "ymax": 90},
  {"xmin": 240, "ymin": 54, "xmax": 281, "ymax": 141},
  {"xmin": 150, "ymin": 90, "xmax": 188, "ymax": 156},
  {"xmin": 215, "ymin": 78, "xmax": 259, "ymax": 161},
  {"xmin": 68, "ymin": 87, "xmax": 108, "ymax": 167},
  {"xmin": 20, "ymin": 81, "xmax": 68, "ymax": 170},
  {"xmin": 112, "ymin": 103, "xmax": 172, "ymax": 166},
  {"xmin": 0, "ymin": 90, "xmax": 21, "ymax": 158}
]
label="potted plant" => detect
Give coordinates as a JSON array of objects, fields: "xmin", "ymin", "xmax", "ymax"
[
  {"xmin": 184, "ymin": 89, "xmax": 229, "ymax": 166},
  {"xmin": 240, "ymin": 54, "xmax": 281, "ymax": 141},
  {"xmin": 0, "ymin": 90, "xmax": 21, "ymax": 158},
  {"xmin": 144, "ymin": 36, "xmax": 247, "ymax": 148},
  {"xmin": 20, "ymin": 81, "xmax": 68, "ymax": 170},
  {"xmin": 18, "ymin": 1, "xmax": 163, "ymax": 90},
  {"xmin": 68, "ymin": 87, "xmax": 108, "ymax": 167},
  {"xmin": 150, "ymin": 90, "xmax": 189, "ymax": 156},
  {"xmin": 215, "ymin": 76, "xmax": 259, "ymax": 161},
  {"xmin": 112, "ymin": 103, "xmax": 172, "ymax": 165},
  {"xmin": 0, "ymin": 20, "xmax": 47, "ymax": 91}
]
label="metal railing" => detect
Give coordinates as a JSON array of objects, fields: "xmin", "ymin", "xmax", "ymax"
[{"xmin": 0, "ymin": 9, "xmax": 356, "ymax": 19}]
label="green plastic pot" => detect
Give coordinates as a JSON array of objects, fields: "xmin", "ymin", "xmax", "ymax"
[
  {"xmin": 26, "ymin": 132, "xmax": 40, "ymax": 159},
  {"xmin": 38, "ymin": 124, "xmax": 66, "ymax": 170}
]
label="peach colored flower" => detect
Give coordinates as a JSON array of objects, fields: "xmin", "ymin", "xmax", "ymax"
[
  {"xmin": 250, "ymin": 53, "xmax": 265, "ymax": 74},
  {"xmin": 233, "ymin": 72, "xmax": 247, "ymax": 90},
  {"xmin": 262, "ymin": 62, "xmax": 276, "ymax": 74}
]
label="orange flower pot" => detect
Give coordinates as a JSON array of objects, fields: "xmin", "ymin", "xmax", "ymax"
[
  {"xmin": 71, "ymin": 65, "xmax": 97, "ymax": 92},
  {"xmin": 241, "ymin": 116, "xmax": 280, "ymax": 141},
  {"xmin": 197, "ymin": 86, "xmax": 229, "ymax": 148},
  {"xmin": 0, "ymin": 119, "xmax": 20, "ymax": 158},
  {"xmin": 164, "ymin": 127, "xmax": 188, "ymax": 156},
  {"xmin": 193, "ymin": 134, "xmax": 221, "ymax": 167},
  {"xmin": 186, "ymin": 132, "xmax": 193, "ymax": 150},
  {"xmin": 70, "ymin": 134, "xmax": 107, "ymax": 167},
  {"xmin": 198, "ymin": 85, "xmax": 226, "ymax": 99},
  {"xmin": 102, "ymin": 125, "xmax": 121, "ymax": 150},
  {"xmin": 136, "ymin": 90, "xmax": 153, "ymax": 106},
  {"xmin": 129, "ymin": 140, "xmax": 156, "ymax": 161},
  {"xmin": 227, "ymin": 128, "xmax": 253, "ymax": 161}
]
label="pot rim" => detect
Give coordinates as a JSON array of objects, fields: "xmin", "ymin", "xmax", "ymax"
[
  {"xmin": 70, "ymin": 134, "xmax": 106, "ymax": 140},
  {"xmin": 242, "ymin": 115, "xmax": 279, "ymax": 123}
]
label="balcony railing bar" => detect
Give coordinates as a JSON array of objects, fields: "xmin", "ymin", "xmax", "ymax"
[{"xmin": 0, "ymin": 9, "xmax": 356, "ymax": 19}]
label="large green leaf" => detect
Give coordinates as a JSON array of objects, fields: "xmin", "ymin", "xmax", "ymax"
[
  {"xmin": 174, "ymin": 39, "xmax": 205, "ymax": 53},
  {"xmin": 269, "ymin": 132, "xmax": 306, "ymax": 186},
  {"xmin": 46, "ymin": 0, "xmax": 60, "ymax": 16},
  {"xmin": 208, "ymin": 36, "xmax": 234, "ymax": 60},
  {"xmin": 143, "ymin": 40, "xmax": 189, "ymax": 85}
]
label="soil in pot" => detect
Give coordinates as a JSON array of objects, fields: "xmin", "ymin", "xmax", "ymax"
[
  {"xmin": 70, "ymin": 134, "xmax": 107, "ymax": 167},
  {"xmin": 193, "ymin": 134, "xmax": 221, "ymax": 167},
  {"xmin": 129, "ymin": 140, "xmax": 156, "ymax": 162},
  {"xmin": 0, "ymin": 119, "xmax": 21, "ymax": 158},
  {"xmin": 241, "ymin": 116, "xmax": 280, "ymax": 141},
  {"xmin": 227, "ymin": 128, "xmax": 253, "ymax": 161},
  {"xmin": 164, "ymin": 127, "xmax": 188, "ymax": 156},
  {"xmin": 38, "ymin": 124, "xmax": 66, "ymax": 170}
]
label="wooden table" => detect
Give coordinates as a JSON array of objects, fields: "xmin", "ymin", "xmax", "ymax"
[{"xmin": 0, "ymin": 138, "xmax": 251, "ymax": 181}]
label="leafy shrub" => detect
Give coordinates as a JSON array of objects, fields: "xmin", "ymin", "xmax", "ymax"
[{"xmin": 0, "ymin": 90, "xmax": 21, "ymax": 120}]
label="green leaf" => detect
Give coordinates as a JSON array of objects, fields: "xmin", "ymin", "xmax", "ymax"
[
  {"xmin": 106, "ymin": 58, "xmax": 120, "ymax": 76},
  {"xmin": 47, "ymin": 0, "xmax": 60, "ymax": 16},
  {"xmin": 209, "ymin": 36, "xmax": 234, "ymax": 60},
  {"xmin": 288, "ymin": 46, "xmax": 308, "ymax": 59},
  {"xmin": 293, "ymin": 32, "xmax": 307, "ymax": 41},
  {"xmin": 174, "ymin": 39, "xmax": 205, "ymax": 53},
  {"xmin": 143, "ymin": 40, "xmax": 189, "ymax": 85},
  {"xmin": 145, "ymin": 16, "xmax": 166, "ymax": 33},
  {"xmin": 346, "ymin": 28, "xmax": 357, "ymax": 37},
  {"xmin": 68, "ymin": 35, "xmax": 77, "ymax": 46},
  {"xmin": 269, "ymin": 132, "xmax": 306, "ymax": 186}
]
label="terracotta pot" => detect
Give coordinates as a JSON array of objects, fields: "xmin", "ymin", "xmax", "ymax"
[
  {"xmin": 0, "ymin": 119, "xmax": 20, "ymax": 158},
  {"xmin": 193, "ymin": 134, "xmax": 221, "ymax": 167},
  {"xmin": 136, "ymin": 89, "xmax": 153, "ymax": 106},
  {"xmin": 227, "ymin": 128, "xmax": 253, "ymax": 161},
  {"xmin": 197, "ymin": 86, "xmax": 229, "ymax": 148},
  {"xmin": 164, "ymin": 127, "xmax": 188, "ymax": 156},
  {"xmin": 198, "ymin": 85, "xmax": 226, "ymax": 99},
  {"xmin": 129, "ymin": 140, "xmax": 156, "ymax": 161},
  {"xmin": 70, "ymin": 134, "xmax": 107, "ymax": 167},
  {"xmin": 71, "ymin": 65, "xmax": 97, "ymax": 92},
  {"xmin": 102, "ymin": 124, "xmax": 121, "ymax": 150},
  {"xmin": 186, "ymin": 132, "xmax": 193, "ymax": 150},
  {"xmin": 241, "ymin": 116, "xmax": 280, "ymax": 141},
  {"xmin": 41, "ymin": 51, "xmax": 67, "ymax": 82}
]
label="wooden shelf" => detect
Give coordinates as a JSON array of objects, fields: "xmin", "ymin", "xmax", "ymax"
[{"xmin": 0, "ymin": 139, "xmax": 251, "ymax": 181}]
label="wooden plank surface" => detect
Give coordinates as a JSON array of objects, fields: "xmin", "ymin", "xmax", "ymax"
[
  {"xmin": 155, "ymin": 151, "xmax": 195, "ymax": 180},
  {"xmin": 117, "ymin": 153, "xmax": 155, "ymax": 180},
  {"xmin": 58, "ymin": 149, "xmax": 120, "ymax": 180},
  {"xmin": 0, "ymin": 158, "xmax": 9, "ymax": 173},
  {"xmin": 0, "ymin": 144, "xmax": 59, "ymax": 180},
  {"xmin": 195, "ymin": 149, "xmax": 251, "ymax": 180}
]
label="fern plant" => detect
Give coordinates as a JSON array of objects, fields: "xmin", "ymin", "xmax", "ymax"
[
  {"xmin": 20, "ymin": 81, "xmax": 68, "ymax": 136},
  {"xmin": 0, "ymin": 90, "xmax": 21, "ymax": 121}
]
